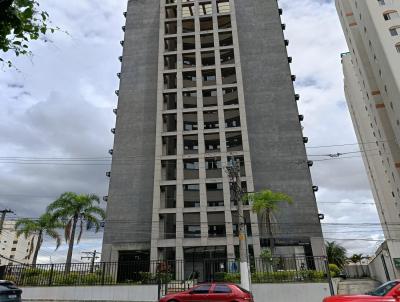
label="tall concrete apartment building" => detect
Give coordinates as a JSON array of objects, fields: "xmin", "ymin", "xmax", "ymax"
[
  {"xmin": 102, "ymin": 0, "xmax": 324, "ymax": 274},
  {"xmin": 0, "ymin": 221, "xmax": 36, "ymax": 265},
  {"xmin": 336, "ymin": 0, "xmax": 400, "ymax": 277}
]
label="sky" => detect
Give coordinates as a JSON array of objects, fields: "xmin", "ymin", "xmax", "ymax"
[{"xmin": 0, "ymin": 0, "xmax": 384, "ymax": 264}]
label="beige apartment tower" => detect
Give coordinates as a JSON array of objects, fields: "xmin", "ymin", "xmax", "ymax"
[{"xmin": 336, "ymin": 0, "xmax": 400, "ymax": 278}]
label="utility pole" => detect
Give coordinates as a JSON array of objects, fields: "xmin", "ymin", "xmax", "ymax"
[
  {"xmin": 81, "ymin": 250, "xmax": 100, "ymax": 273},
  {"xmin": 0, "ymin": 209, "xmax": 14, "ymax": 235},
  {"xmin": 225, "ymin": 158, "xmax": 250, "ymax": 290}
]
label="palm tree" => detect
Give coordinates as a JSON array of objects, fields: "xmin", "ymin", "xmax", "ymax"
[
  {"xmin": 47, "ymin": 192, "xmax": 105, "ymax": 271},
  {"xmin": 349, "ymin": 253, "xmax": 364, "ymax": 264},
  {"xmin": 326, "ymin": 241, "xmax": 347, "ymax": 268},
  {"xmin": 15, "ymin": 213, "xmax": 62, "ymax": 266},
  {"xmin": 245, "ymin": 189, "xmax": 293, "ymax": 254}
]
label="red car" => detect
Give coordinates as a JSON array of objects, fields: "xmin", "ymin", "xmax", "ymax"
[
  {"xmin": 324, "ymin": 281, "xmax": 400, "ymax": 302},
  {"xmin": 159, "ymin": 283, "xmax": 254, "ymax": 302}
]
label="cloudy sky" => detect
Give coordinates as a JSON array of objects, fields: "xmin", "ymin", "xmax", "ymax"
[{"xmin": 0, "ymin": 0, "xmax": 383, "ymax": 263}]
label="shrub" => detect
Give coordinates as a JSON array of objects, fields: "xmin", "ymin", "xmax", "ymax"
[{"xmin": 329, "ymin": 264, "xmax": 341, "ymax": 278}]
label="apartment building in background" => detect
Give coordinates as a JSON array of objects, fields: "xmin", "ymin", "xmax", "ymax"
[
  {"xmin": 0, "ymin": 220, "xmax": 36, "ymax": 265},
  {"xmin": 336, "ymin": 0, "xmax": 400, "ymax": 278},
  {"xmin": 102, "ymin": 0, "xmax": 324, "ymax": 277}
]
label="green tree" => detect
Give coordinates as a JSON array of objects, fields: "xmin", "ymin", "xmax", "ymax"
[
  {"xmin": 47, "ymin": 192, "xmax": 105, "ymax": 271},
  {"xmin": 0, "ymin": 0, "xmax": 56, "ymax": 67},
  {"xmin": 14, "ymin": 212, "xmax": 62, "ymax": 266},
  {"xmin": 245, "ymin": 189, "xmax": 293, "ymax": 254},
  {"xmin": 349, "ymin": 253, "xmax": 364, "ymax": 264},
  {"xmin": 326, "ymin": 241, "xmax": 347, "ymax": 268}
]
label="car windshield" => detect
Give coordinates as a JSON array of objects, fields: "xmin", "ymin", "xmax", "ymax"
[{"xmin": 367, "ymin": 281, "xmax": 399, "ymax": 296}]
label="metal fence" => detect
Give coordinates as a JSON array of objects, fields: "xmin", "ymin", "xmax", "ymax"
[{"xmin": 1, "ymin": 256, "xmax": 329, "ymax": 288}]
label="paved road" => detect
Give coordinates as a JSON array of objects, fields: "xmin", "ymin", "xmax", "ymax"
[{"xmin": 337, "ymin": 279, "xmax": 381, "ymax": 295}]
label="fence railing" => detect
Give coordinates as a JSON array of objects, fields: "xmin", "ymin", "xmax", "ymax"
[{"xmin": 1, "ymin": 256, "xmax": 329, "ymax": 287}]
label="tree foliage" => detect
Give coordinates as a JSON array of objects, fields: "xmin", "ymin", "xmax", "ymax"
[
  {"xmin": 245, "ymin": 189, "xmax": 293, "ymax": 253},
  {"xmin": 0, "ymin": 0, "xmax": 55, "ymax": 67},
  {"xmin": 47, "ymin": 192, "xmax": 105, "ymax": 269},
  {"xmin": 326, "ymin": 241, "xmax": 347, "ymax": 268},
  {"xmin": 14, "ymin": 213, "xmax": 62, "ymax": 266},
  {"xmin": 349, "ymin": 253, "xmax": 364, "ymax": 264}
]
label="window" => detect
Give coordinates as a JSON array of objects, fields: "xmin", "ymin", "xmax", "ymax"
[
  {"xmin": 200, "ymin": 17, "xmax": 213, "ymax": 31},
  {"xmin": 199, "ymin": 2, "xmax": 212, "ymax": 16},
  {"xmin": 396, "ymin": 43, "xmax": 400, "ymax": 53},
  {"xmin": 183, "ymin": 53, "xmax": 196, "ymax": 69},
  {"xmin": 183, "ymin": 19, "xmax": 195, "ymax": 33},
  {"xmin": 389, "ymin": 26, "xmax": 400, "ymax": 36},
  {"xmin": 191, "ymin": 285, "xmax": 211, "ymax": 294},
  {"xmin": 203, "ymin": 89, "xmax": 218, "ymax": 107},
  {"xmin": 165, "ymin": 6, "xmax": 177, "ymax": 19},
  {"xmin": 183, "ymin": 91, "xmax": 197, "ymax": 108},
  {"xmin": 383, "ymin": 11, "xmax": 399, "ymax": 21},
  {"xmin": 217, "ymin": 0, "xmax": 231, "ymax": 14},
  {"xmin": 165, "ymin": 20, "xmax": 177, "ymax": 35},
  {"xmin": 378, "ymin": 0, "xmax": 385, "ymax": 5},
  {"xmin": 183, "ymin": 35, "xmax": 196, "ymax": 50},
  {"xmin": 184, "ymin": 184, "xmax": 200, "ymax": 208},
  {"xmin": 213, "ymin": 285, "xmax": 232, "ymax": 293},
  {"xmin": 12, "ymin": 240, "xmax": 18, "ymax": 244},
  {"xmin": 11, "ymin": 248, "xmax": 16, "ymax": 251},
  {"xmin": 182, "ymin": 3, "xmax": 195, "ymax": 17},
  {"xmin": 201, "ymin": 33, "xmax": 214, "ymax": 48}
]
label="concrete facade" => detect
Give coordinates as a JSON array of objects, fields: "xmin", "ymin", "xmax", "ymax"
[
  {"xmin": 0, "ymin": 220, "xmax": 37, "ymax": 265},
  {"xmin": 337, "ymin": 0, "xmax": 400, "ymax": 278},
  {"xmin": 102, "ymin": 0, "xmax": 324, "ymax": 267}
]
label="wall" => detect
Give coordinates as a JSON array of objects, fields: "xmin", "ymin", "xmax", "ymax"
[
  {"xmin": 21, "ymin": 283, "xmax": 331, "ymax": 302},
  {"xmin": 101, "ymin": 0, "xmax": 160, "ymax": 262},
  {"xmin": 368, "ymin": 242, "xmax": 397, "ymax": 283},
  {"xmin": 21, "ymin": 285, "xmax": 158, "ymax": 302},
  {"xmin": 234, "ymin": 0, "xmax": 324, "ymax": 254},
  {"xmin": 252, "ymin": 283, "xmax": 331, "ymax": 302}
]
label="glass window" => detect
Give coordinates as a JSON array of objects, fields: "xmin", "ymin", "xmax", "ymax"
[
  {"xmin": 182, "ymin": 3, "xmax": 195, "ymax": 17},
  {"xmin": 383, "ymin": 11, "xmax": 399, "ymax": 21},
  {"xmin": 217, "ymin": 0, "xmax": 231, "ymax": 14},
  {"xmin": 191, "ymin": 285, "xmax": 211, "ymax": 294},
  {"xmin": 368, "ymin": 281, "xmax": 399, "ymax": 296},
  {"xmin": 199, "ymin": 2, "xmax": 212, "ymax": 16},
  {"xmin": 396, "ymin": 43, "xmax": 400, "ymax": 53},
  {"xmin": 213, "ymin": 285, "xmax": 232, "ymax": 293}
]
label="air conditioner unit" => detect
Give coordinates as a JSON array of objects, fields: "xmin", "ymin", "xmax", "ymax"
[
  {"xmin": 312, "ymin": 186, "xmax": 319, "ymax": 192},
  {"xmin": 115, "ymin": 90, "xmax": 119, "ymax": 96},
  {"xmin": 284, "ymin": 39, "xmax": 289, "ymax": 46},
  {"xmin": 120, "ymin": 41, "xmax": 124, "ymax": 46},
  {"xmin": 118, "ymin": 56, "xmax": 123, "ymax": 62},
  {"xmin": 113, "ymin": 108, "xmax": 118, "ymax": 115},
  {"xmin": 298, "ymin": 115, "xmax": 304, "ymax": 122},
  {"xmin": 123, "ymin": 12, "xmax": 127, "ymax": 17},
  {"xmin": 122, "ymin": 26, "xmax": 126, "ymax": 32},
  {"xmin": 117, "ymin": 73, "xmax": 121, "ymax": 78},
  {"xmin": 108, "ymin": 149, "xmax": 113, "ymax": 155},
  {"xmin": 288, "ymin": 57, "xmax": 293, "ymax": 63},
  {"xmin": 295, "ymin": 94, "xmax": 300, "ymax": 101},
  {"xmin": 111, "ymin": 128, "xmax": 116, "ymax": 134},
  {"xmin": 303, "ymin": 137, "xmax": 308, "ymax": 143},
  {"xmin": 106, "ymin": 172, "xmax": 111, "ymax": 177},
  {"xmin": 103, "ymin": 196, "xmax": 108, "ymax": 202},
  {"xmin": 281, "ymin": 24, "xmax": 286, "ymax": 30},
  {"xmin": 291, "ymin": 75, "xmax": 296, "ymax": 81},
  {"xmin": 307, "ymin": 160, "xmax": 314, "ymax": 167},
  {"xmin": 278, "ymin": 8, "xmax": 283, "ymax": 15}
]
